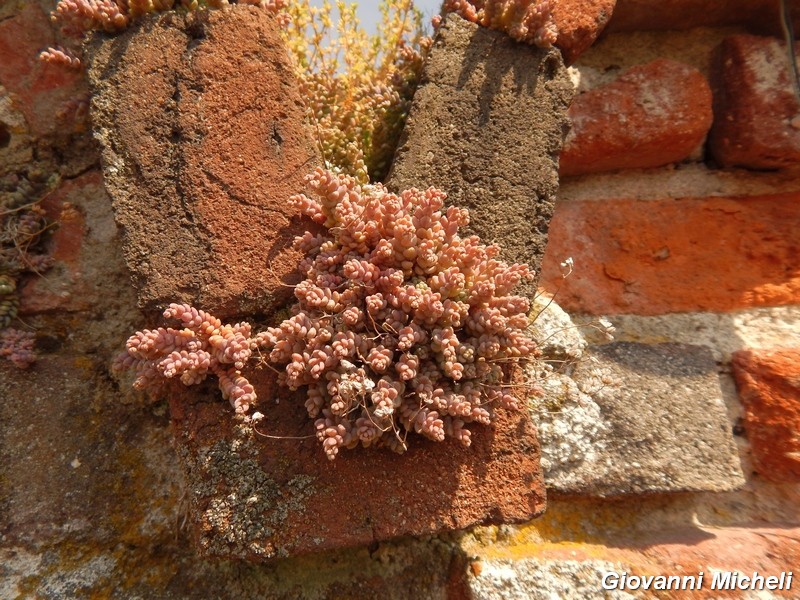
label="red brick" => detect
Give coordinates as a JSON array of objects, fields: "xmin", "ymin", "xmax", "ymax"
[
  {"xmin": 86, "ymin": 7, "xmax": 320, "ymax": 318},
  {"xmin": 733, "ymin": 349, "xmax": 800, "ymax": 482},
  {"xmin": 606, "ymin": 0, "xmax": 800, "ymax": 38},
  {"xmin": 172, "ymin": 369, "xmax": 546, "ymax": 561},
  {"xmin": 709, "ymin": 35, "xmax": 800, "ymax": 171},
  {"xmin": 0, "ymin": 3, "xmax": 84, "ymax": 137},
  {"xmin": 552, "ymin": 0, "xmax": 616, "ymax": 65},
  {"xmin": 19, "ymin": 171, "xmax": 108, "ymax": 314},
  {"xmin": 560, "ymin": 59, "xmax": 712, "ymax": 176},
  {"xmin": 540, "ymin": 192, "xmax": 800, "ymax": 315}
]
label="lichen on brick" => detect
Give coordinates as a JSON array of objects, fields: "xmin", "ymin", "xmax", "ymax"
[
  {"xmin": 533, "ymin": 372, "xmax": 610, "ymax": 478},
  {"xmin": 183, "ymin": 425, "xmax": 314, "ymax": 559}
]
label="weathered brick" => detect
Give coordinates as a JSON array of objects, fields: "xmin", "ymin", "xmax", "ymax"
[
  {"xmin": 387, "ymin": 12, "xmax": 573, "ymax": 292},
  {"xmin": 171, "ymin": 373, "xmax": 546, "ymax": 561},
  {"xmin": 560, "ymin": 59, "xmax": 712, "ymax": 176},
  {"xmin": 709, "ymin": 34, "xmax": 800, "ymax": 171},
  {"xmin": 19, "ymin": 171, "xmax": 115, "ymax": 314},
  {"xmin": 732, "ymin": 348, "xmax": 800, "ymax": 482},
  {"xmin": 552, "ymin": 0, "xmax": 617, "ymax": 65},
  {"xmin": 0, "ymin": 355, "xmax": 180, "ymax": 548},
  {"xmin": 0, "ymin": 87, "xmax": 34, "ymax": 177},
  {"xmin": 540, "ymin": 193, "xmax": 800, "ymax": 315},
  {"xmin": 86, "ymin": 6, "xmax": 319, "ymax": 319},
  {"xmin": 534, "ymin": 342, "xmax": 744, "ymax": 496},
  {"xmin": 606, "ymin": 0, "xmax": 800, "ymax": 38}
]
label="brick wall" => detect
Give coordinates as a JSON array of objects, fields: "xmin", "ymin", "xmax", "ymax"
[
  {"xmin": 489, "ymin": 1, "xmax": 800, "ymax": 595},
  {"xmin": 1, "ymin": 1, "xmax": 798, "ymax": 598}
]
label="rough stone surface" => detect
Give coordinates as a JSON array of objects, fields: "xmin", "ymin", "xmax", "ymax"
[
  {"xmin": 537, "ymin": 342, "xmax": 744, "ymax": 496},
  {"xmin": 560, "ymin": 59, "xmax": 712, "ymax": 176},
  {"xmin": 572, "ymin": 27, "xmax": 735, "ymax": 80},
  {"xmin": 605, "ymin": 0, "xmax": 800, "ymax": 37},
  {"xmin": 733, "ymin": 349, "xmax": 800, "ymax": 482},
  {"xmin": 86, "ymin": 6, "xmax": 320, "ymax": 319},
  {"xmin": 171, "ymin": 378, "xmax": 546, "ymax": 561},
  {"xmin": 468, "ymin": 558, "xmax": 633, "ymax": 600},
  {"xmin": 387, "ymin": 12, "xmax": 573, "ymax": 292},
  {"xmin": 529, "ymin": 294, "xmax": 589, "ymax": 363},
  {"xmin": 589, "ymin": 307, "xmax": 800, "ymax": 363},
  {"xmin": 463, "ymin": 523, "xmax": 800, "ymax": 600},
  {"xmin": 5, "ymin": 0, "xmax": 800, "ymax": 596},
  {"xmin": 533, "ymin": 370, "xmax": 610, "ymax": 483},
  {"xmin": 0, "ymin": 85, "xmax": 35, "ymax": 177},
  {"xmin": 708, "ymin": 34, "xmax": 800, "ymax": 171},
  {"xmin": 552, "ymin": 0, "xmax": 617, "ymax": 65},
  {"xmin": 540, "ymin": 192, "xmax": 800, "ymax": 315}
]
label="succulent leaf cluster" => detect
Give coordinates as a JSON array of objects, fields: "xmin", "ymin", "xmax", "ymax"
[
  {"xmin": 0, "ymin": 328, "xmax": 36, "ymax": 369},
  {"xmin": 443, "ymin": 0, "xmax": 558, "ymax": 47},
  {"xmin": 115, "ymin": 170, "xmax": 539, "ymax": 460},
  {"xmin": 257, "ymin": 168, "xmax": 538, "ymax": 459},
  {"xmin": 114, "ymin": 303, "xmax": 257, "ymax": 413}
]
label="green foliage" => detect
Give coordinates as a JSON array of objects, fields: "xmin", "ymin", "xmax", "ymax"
[{"xmin": 282, "ymin": 0, "xmax": 431, "ymax": 182}]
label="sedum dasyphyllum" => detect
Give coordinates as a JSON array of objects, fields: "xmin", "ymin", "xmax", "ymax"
[
  {"xmin": 443, "ymin": 0, "xmax": 558, "ymax": 48},
  {"xmin": 257, "ymin": 168, "xmax": 538, "ymax": 459},
  {"xmin": 116, "ymin": 168, "xmax": 538, "ymax": 460},
  {"xmin": 114, "ymin": 304, "xmax": 256, "ymax": 414}
]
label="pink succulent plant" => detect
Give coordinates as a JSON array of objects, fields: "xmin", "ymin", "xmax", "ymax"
[
  {"xmin": 258, "ymin": 168, "xmax": 538, "ymax": 459},
  {"xmin": 116, "ymin": 170, "xmax": 538, "ymax": 460},
  {"xmin": 114, "ymin": 303, "xmax": 256, "ymax": 414},
  {"xmin": 443, "ymin": 0, "xmax": 558, "ymax": 48}
]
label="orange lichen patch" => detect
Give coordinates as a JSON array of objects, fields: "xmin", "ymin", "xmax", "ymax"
[
  {"xmin": 733, "ymin": 349, "xmax": 800, "ymax": 481},
  {"xmin": 461, "ymin": 498, "xmax": 655, "ymax": 563},
  {"xmin": 8, "ymin": 415, "xmax": 184, "ymax": 598},
  {"xmin": 1, "ymin": 350, "xmax": 185, "ymax": 598},
  {"xmin": 14, "ymin": 537, "xmax": 183, "ymax": 600},
  {"xmin": 541, "ymin": 193, "xmax": 800, "ymax": 315},
  {"xmin": 71, "ymin": 355, "xmax": 95, "ymax": 372},
  {"xmin": 464, "ymin": 524, "xmax": 653, "ymax": 587}
]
